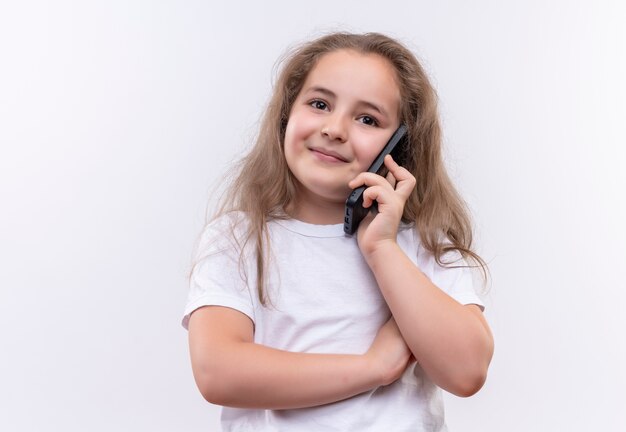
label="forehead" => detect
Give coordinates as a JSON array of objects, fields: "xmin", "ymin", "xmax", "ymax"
[{"xmin": 302, "ymin": 50, "xmax": 401, "ymax": 115}]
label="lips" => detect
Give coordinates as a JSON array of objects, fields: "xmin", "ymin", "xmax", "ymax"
[{"xmin": 309, "ymin": 147, "xmax": 349, "ymax": 163}]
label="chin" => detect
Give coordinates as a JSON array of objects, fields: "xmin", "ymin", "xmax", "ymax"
[
  {"xmin": 315, "ymin": 186, "xmax": 351, "ymax": 203},
  {"xmin": 299, "ymin": 181, "xmax": 342, "ymax": 199}
]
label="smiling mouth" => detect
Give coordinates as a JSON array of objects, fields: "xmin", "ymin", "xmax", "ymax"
[{"xmin": 310, "ymin": 148, "xmax": 348, "ymax": 163}]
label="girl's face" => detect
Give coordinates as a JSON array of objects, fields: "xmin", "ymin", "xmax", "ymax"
[{"xmin": 284, "ymin": 49, "xmax": 401, "ymax": 222}]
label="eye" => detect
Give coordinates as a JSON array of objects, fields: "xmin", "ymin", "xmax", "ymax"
[
  {"xmin": 359, "ymin": 115, "xmax": 379, "ymax": 127},
  {"xmin": 309, "ymin": 99, "xmax": 329, "ymax": 111}
]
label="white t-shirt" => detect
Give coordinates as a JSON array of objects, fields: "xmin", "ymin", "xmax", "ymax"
[{"xmin": 183, "ymin": 213, "xmax": 484, "ymax": 432}]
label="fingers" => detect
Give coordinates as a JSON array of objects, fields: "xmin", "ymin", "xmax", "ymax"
[
  {"xmin": 348, "ymin": 155, "xmax": 416, "ymax": 200},
  {"xmin": 362, "ymin": 184, "xmax": 386, "ymax": 208},
  {"xmin": 385, "ymin": 171, "xmax": 397, "ymax": 189},
  {"xmin": 383, "ymin": 155, "xmax": 416, "ymax": 199}
]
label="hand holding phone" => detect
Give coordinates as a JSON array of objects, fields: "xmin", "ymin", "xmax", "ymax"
[{"xmin": 343, "ymin": 125, "xmax": 408, "ymax": 235}]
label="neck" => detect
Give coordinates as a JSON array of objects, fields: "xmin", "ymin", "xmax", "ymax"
[{"xmin": 286, "ymin": 192, "xmax": 346, "ymax": 225}]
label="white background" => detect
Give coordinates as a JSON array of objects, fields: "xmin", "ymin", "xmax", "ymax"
[{"xmin": 1, "ymin": 1, "xmax": 625, "ymax": 431}]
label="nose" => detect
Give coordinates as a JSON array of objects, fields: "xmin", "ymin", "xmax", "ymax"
[{"xmin": 321, "ymin": 113, "xmax": 348, "ymax": 143}]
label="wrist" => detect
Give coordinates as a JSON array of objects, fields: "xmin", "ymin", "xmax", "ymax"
[
  {"xmin": 360, "ymin": 352, "xmax": 385, "ymax": 388},
  {"xmin": 363, "ymin": 240, "xmax": 401, "ymax": 268}
]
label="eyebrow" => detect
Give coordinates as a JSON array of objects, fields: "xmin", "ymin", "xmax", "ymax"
[{"xmin": 306, "ymin": 86, "xmax": 389, "ymax": 118}]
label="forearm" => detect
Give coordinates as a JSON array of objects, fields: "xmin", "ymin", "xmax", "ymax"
[
  {"xmin": 365, "ymin": 242, "xmax": 494, "ymax": 397},
  {"xmin": 191, "ymin": 340, "xmax": 379, "ymax": 409}
]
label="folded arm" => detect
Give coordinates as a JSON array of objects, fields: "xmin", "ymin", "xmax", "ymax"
[{"xmin": 187, "ymin": 305, "xmax": 410, "ymax": 409}]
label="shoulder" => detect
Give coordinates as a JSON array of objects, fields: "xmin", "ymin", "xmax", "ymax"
[
  {"xmin": 203, "ymin": 211, "xmax": 250, "ymax": 236},
  {"xmin": 395, "ymin": 223, "xmax": 422, "ymax": 257},
  {"xmin": 396, "ymin": 224, "xmax": 465, "ymax": 267},
  {"xmin": 397, "ymin": 225, "xmax": 484, "ymax": 307},
  {"xmin": 194, "ymin": 211, "xmax": 252, "ymax": 260}
]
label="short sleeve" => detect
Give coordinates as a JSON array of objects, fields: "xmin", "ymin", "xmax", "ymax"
[
  {"xmin": 398, "ymin": 226, "xmax": 485, "ymax": 311},
  {"xmin": 426, "ymin": 250, "xmax": 485, "ymax": 311},
  {"xmin": 181, "ymin": 214, "xmax": 256, "ymax": 330}
]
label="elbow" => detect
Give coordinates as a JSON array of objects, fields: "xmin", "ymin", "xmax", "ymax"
[
  {"xmin": 194, "ymin": 365, "xmax": 232, "ymax": 406},
  {"xmin": 446, "ymin": 343, "xmax": 493, "ymax": 398},
  {"xmin": 447, "ymin": 346, "xmax": 493, "ymax": 398},
  {"xmin": 198, "ymin": 378, "xmax": 221, "ymax": 405},
  {"xmin": 448, "ymin": 369, "xmax": 488, "ymax": 398},
  {"xmin": 452, "ymin": 325, "xmax": 494, "ymax": 397},
  {"xmin": 195, "ymin": 371, "xmax": 220, "ymax": 405}
]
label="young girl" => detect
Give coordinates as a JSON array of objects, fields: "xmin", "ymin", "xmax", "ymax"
[{"xmin": 183, "ymin": 32, "xmax": 494, "ymax": 431}]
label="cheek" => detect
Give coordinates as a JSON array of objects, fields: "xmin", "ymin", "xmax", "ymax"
[
  {"xmin": 283, "ymin": 122, "xmax": 299, "ymax": 163},
  {"xmin": 287, "ymin": 107, "xmax": 319, "ymax": 137},
  {"xmin": 354, "ymin": 142, "xmax": 386, "ymax": 172},
  {"xmin": 283, "ymin": 120, "xmax": 307, "ymax": 169},
  {"xmin": 284, "ymin": 113, "xmax": 317, "ymax": 153}
]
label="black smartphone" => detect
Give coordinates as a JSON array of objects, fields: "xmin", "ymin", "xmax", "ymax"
[{"xmin": 344, "ymin": 124, "xmax": 408, "ymax": 235}]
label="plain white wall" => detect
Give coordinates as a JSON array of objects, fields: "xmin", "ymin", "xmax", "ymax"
[{"xmin": 1, "ymin": 1, "xmax": 624, "ymax": 431}]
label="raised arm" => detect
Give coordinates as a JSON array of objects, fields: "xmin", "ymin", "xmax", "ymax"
[
  {"xmin": 349, "ymin": 155, "xmax": 494, "ymax": 398},
  {"xmin": 188, "ymin": 305, "xmax": 411, "ymax": 409},
  {"xmin": 364, "ymin": 244, "xmax": 494, "ymax": 397}
]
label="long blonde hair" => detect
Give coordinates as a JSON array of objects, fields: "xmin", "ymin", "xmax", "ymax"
[{"xmin": 201, "ymin": 32, "xmax": 488, "ymax": 303}]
